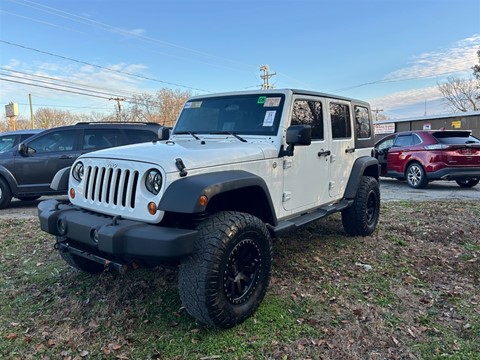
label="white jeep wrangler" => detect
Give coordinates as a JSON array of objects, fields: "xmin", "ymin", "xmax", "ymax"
[{"xmin": 38, "ymin": 89, "xmax": 380, "ymax": 328}]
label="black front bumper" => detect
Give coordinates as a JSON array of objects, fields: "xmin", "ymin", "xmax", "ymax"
[{"xmin": 38, "ymin": 199, "xmax": 198, "ymax": 261}]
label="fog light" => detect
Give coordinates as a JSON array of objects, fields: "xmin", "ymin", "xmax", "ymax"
[
  {"xmin": 92, "ymin": 229, "xmax": 99, "ymax": 243},
  {"xmin": 147, "ymin": 201, "xmax": 157, "ymax": 215},
  {"xmin": 57, "ymin": 218, "xmax": 67, "ymax": 236}
]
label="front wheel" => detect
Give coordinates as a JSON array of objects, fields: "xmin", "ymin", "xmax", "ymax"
[
  {"xmin": 342, "ymin": 176, "xmax": 380, "ymax": 236},
  {"xmin": 0, "ymin": 178, "xmax": 12, "ymax": 209},
  {"xmin": 456, "ymin": 179, "xmax": 479, "ymax": 188},
  {"xmin": 178, "ymin": 211, "xmax": 272, "ymax": 328},
  {"xmin": 406, "ymin": 162, "xmax": 428, "ymax": 189}
]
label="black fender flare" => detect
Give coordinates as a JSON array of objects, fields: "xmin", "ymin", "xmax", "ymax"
[
  {"xmin": 343, "ymin": 156, "xmax": 380, "ymax": 199},
  {"xmin": 158, "ymin": 170, "xmax": 277, "ymax": 225},
  {"xmin": 0, "ymin": 165, "xmax": 18, "ymax": 194},
  {"xmin": 51, "ymin": 167, "xmax": 71, "ymax": 191}
]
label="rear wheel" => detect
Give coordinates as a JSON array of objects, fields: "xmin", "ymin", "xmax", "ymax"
[
  {"xmin": 342, "ymin": 176, "xmax": 380, "ymax": 236},
  {"xmin": 406, "ymin": 162, "xmax": 428, "ymax": 189},
  {"xmin": 456, "ymin": 179, "xmax": 479, "ymax": 188},
  {"xmin": 0, "ymin": 178, "xmax": 12, "ymax": 209},
  {"xmin": 178, "ymin": 211, "xmax": 272, "ymax": 328}
]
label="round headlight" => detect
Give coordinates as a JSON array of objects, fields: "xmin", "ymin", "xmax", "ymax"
[
  {"xmin": 72, "ymin": 162, "xmax": 84, "ymax": 182},
  {"xmin": 145, "ymin": 169, "xmax": 162, "ymax": 195}
]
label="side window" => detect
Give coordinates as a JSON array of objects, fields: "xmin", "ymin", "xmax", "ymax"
[
  {"xmin": 354, "ymin": 106, "xmax": 371, "ymax": 139},
  {"xmin": 29, "ymin": 130, "xmax": 76, "ymax": 153},
  {"xmin": 291, "ymin": 100, "xmax": 324, "ymax": 140},
  {"xmin": 412, "ymin": 133, "xmax": 422, "ymax": 145},
  {"xmin": 124, "ymin": 129, "xmax": 158, "ymax": 145},
  {"xmin": 393, "ymin": 134, "xmax": 413, "ymax": 147},
  {"xmin": 82, "ymin": 129, "xmax": 121, "ymax": 150},
  {"xmin": 377, "ymin": 138, "xmax": 394, "ymax": 152},
  {"xmin": 330, "ymin": 103, "xmax": 351, "ymax": 139}
]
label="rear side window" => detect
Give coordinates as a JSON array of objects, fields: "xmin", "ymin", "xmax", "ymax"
[
  {"xmin": 434, "ymin": 134, "xmax": 480, "ymax": 145},
  {"xmin": 82, "ymin": 129, "xmax": 122, "ymax": 150},
  {"xmin": 354, "ymin": 106, "xmax": 371, "ymax": 139},
  {"xmin": 330, "ymin": 103, "xmax": 351, "ymax": 139},
  {"xmin": 393, "ymin": 134, "xmax": 416, "ymax": 147}
]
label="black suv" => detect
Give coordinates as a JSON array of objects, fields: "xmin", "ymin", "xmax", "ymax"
[{"xmin": 0, "ymin": 122, "xmax": 168, "ymax": 209}]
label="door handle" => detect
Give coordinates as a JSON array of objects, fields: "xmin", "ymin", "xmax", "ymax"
[
  {"xmin": 345, "ymin": 148, "xmax": 355, "ymax": 154},
  {"xmin": 318, "ymin": 150, "xmax": 331, "ymax": 157},
  {"xmin": 59, "ymin": 155, "xmax": 73, "ymax": 159}
]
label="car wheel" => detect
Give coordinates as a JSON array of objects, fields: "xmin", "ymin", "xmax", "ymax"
[
  {"xmin": 456, "ymin": 179, "xmax": 479, "ymax": 188},
  {"xmin": 342, "ymin": 176, "xmax": 380, "ymax": 236},
  {"xmin": 178, "ymin": 211, "xmax": 272, "ymax": 328},
  {"xmin": 0, "ymin": 178, "xmax": 12, "ymax": 209},
  {"xmin": 406, "ymin": 162, "xmax": 428, "ymax": 189},
  {"xmin": 59, "ymin": 243, "xmax": 105, "ymax": 274},
  {"xmin": 18, "ymin": 196, "xmax": 41, "ymax": 202}
]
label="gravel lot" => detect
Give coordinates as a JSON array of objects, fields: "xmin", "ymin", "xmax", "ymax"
[{"xmin": 0, "ymin": 178, "xmax": 478, "ymax": 220}]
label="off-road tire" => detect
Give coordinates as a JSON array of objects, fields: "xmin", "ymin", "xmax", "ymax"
[
  {"xmin": 342, "ymin": 176, "xmax": 380, "ymax": 236},
  {"xmin": 456, "ymin": 179, "xmax": 479, "ymax": 188},
  {"xmin": 0, "ymin": 178, "xmax": 12, "ymax": 209},
  {"xmin": 178, "ymin": 211, "xmax": 272, "ymax": 328},
  {"xmin": 406, "ymin": 162, "xmax": 428, "ymax": 189},
  {"xmin": 59, "ymin": 244, "xmax": 104, "ymax": 274}
]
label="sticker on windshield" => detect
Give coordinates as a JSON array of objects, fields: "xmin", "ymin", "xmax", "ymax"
[
  {"xmin": 264, "ymin": 97, "xmax": 281, "ymax": 107},
  {"xmin": 257, "ymin": 96, "xmax": 266, "ymax": 104},
  {"xmin": 263, "ymin": 111, "xmax": 276, "ymax": 126},
  {"xmin": 184, "ymin": 101, "xmax": 202, "ymax": 109}
]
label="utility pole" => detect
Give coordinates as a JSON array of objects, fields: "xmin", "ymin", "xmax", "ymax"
[
  {"xmin": 372, "ymin": 108, "xmax": 384, "ymax": 121},
  {"xmin": 260, "ymin": 65, "xmax": 276, "ymax": 89},
  {"xmin": 29, "ymin": 93, "xmax": 34, "ymax": 128},
  {"xmin": 109, "ymin": 97, "xmax": 126, "ymax": 121}
]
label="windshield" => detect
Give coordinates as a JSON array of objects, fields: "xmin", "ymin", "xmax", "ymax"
[{"xmin": 174, "ymin": 94, "xmax": 285, "ymax": 136}]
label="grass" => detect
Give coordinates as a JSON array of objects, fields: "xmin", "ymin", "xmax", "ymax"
[{"xmin": 1, "ymin": 200, "xmax": 479, "ymax": 359}]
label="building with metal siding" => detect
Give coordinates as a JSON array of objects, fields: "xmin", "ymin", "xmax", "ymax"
[{"xmin": 374, "ymin": 111, "xmax": 480, "ymax": 142}]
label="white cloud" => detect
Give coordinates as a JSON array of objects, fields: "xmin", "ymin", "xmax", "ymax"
[{"xmin": 384, "ymin": 34, "xmax": 480, "ymax": 81}]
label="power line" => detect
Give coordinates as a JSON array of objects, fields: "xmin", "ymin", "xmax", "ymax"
[{"xmin": 0, "ymin": 40, "xmax": 211, "ymax": 93}]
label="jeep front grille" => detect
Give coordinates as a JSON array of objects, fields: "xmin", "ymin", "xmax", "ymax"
[{"xmin": 83, "ymin": 165, "xmax": 139, "ymax": 208}]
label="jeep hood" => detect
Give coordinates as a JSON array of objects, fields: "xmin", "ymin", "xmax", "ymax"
[{"xmin": 80, "ymin": 140, "xmax": 278, "ymax": 173}]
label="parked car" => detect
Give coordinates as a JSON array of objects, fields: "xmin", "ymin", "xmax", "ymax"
[
  {"xmin": 0, "ymin": 122, "xmax": 169, "ymax": 208},
  {"xmin": 0, "ymin": 129, "xmax": 43, "ymax": 152},
  {"xmin": 374, "ymin": 130, "xmax": 480, "ymax": 188}
]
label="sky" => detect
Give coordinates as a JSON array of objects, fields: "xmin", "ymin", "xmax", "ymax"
[{"xmin": 0, "ymin": 0, "xmax": 479, "ymax": 122}]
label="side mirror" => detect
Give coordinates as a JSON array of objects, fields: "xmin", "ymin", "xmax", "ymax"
[
  {"xmin": 18, "ymin": 143, "xmax": 35, "ymax": 156},
  {"xmin": 286, "ymin": 125, "xmax": 312, "ymax": 146},
  {"xmin": 281, "ymin": 125, "xmax": 312, "ymax": 156}
]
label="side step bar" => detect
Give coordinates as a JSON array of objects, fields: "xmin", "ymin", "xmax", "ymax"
[{"xmin": 269, "ymin": 199, "xmax": 353, "ymax": 237}]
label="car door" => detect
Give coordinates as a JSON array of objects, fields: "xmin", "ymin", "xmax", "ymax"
[
  {"xmin": 327, "ymin": 100, "xmax": 356, "ymax": 198},
  {"xmin": 282, "ymin": 96, "xmax": 331, "ymax": 212},
  {"xmin": 375, "ymin": 135, "xmax": 395, "ymax": 176},
  {"xmin": 14, "ymin": 129, "xmax": 80, "ymax": 193},
  {"xmin": 386, "ymin": 134, "xmax": 415, "ymax": 175}
]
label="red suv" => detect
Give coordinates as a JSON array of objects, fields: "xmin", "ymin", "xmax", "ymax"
[{"xmin": 374, "ymin": 130, "xmax": 480, "ymax": 189}]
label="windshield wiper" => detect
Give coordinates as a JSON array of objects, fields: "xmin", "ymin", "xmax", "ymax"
[
  {"xmin": 210, "ymin": 131, "xmax": 247, "ymax": 143},
  {"xmin": 174, "ymin": 131, "xmax": 201, "ymax": 140}
]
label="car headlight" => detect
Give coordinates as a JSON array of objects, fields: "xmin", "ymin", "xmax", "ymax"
[
  {"xmin": 72, "ymin": 162, "xmax": 84, "ymax": 182},
  {"xmin": 145, "ymin": 169, "xmax": 162, "ymax": 195}
]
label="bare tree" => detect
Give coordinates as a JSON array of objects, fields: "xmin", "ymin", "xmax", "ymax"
[
  {"xmin": 127, "ymin": 88, "xmax": 192, "ymax": 126},
  {"xmin": 473, "ymin": 48, "xmax": 480, "ymax": 80},
  {"xmin": 438, "ymin": 77, "xmax": 479, "ymax": 112},
  {"xmin": 34, "ymin": 108, "xmax": 79, "ymax": 128}
]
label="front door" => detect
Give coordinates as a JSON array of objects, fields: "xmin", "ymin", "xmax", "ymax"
[{"xmin": 283, "ymin": 96, "xmax": 331, "ymax": 212}]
